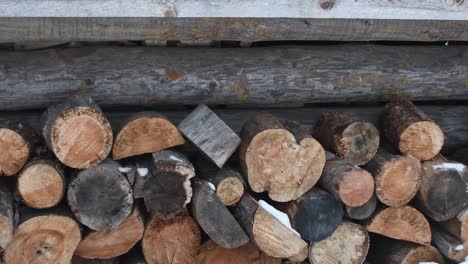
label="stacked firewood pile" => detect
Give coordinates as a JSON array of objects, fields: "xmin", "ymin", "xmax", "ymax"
[{"xmin": 0, "ymin": 95, "xmax": 466, "ymax": 264}]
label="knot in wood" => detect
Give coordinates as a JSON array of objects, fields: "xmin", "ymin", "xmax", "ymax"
[{"xmin": 319, "ymin": 0, "xmax": 334, "ymax": 10}]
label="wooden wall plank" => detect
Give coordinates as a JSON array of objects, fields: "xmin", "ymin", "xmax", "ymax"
[{"xmin": 0, "ymin": 45, "xmax": 466, "ymax": 111}]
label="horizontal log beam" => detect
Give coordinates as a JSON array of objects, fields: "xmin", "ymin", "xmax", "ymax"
[
  {"xmin": 0, "ymin": 45, "xmax": 467, "ymax": 111},
  {"xmin": 1, "ymin": 105, "xmax": 467, "ymax": 153}
]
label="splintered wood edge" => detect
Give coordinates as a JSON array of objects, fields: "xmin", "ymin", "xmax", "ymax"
[
  {"xmin": 216, "ymin": 177, "xmax": 245, "ymax": 206},
  {"xmin": 246, "ymin": 129, "xmax": 325, "ymax": 202},
  {"xmin": 399, "ymin": 121, "xmax": 444, "ymax": 161},
  {"xmin": 18, "ymin": 163, "xmax": 64, "ymax": 209},
  {"xmin": 0, "ymin": 128, "xmax": 30, "ymax": 176},
  {"xmin": 4, "ymin": 215, "xmax": 81, "ymax": 264},
  {"xmin": 337, "ymin": 121, "xmax": 380, "ymax": 165},
  {"xmin": 402, "ymin": 245, "xmax": 445, "ymax": 264},
  {"xmin": 309, "ymin": 222, "xmax": 369, "ymax": 264},
  {"xmin": 112, "ymin": 117, "xmax": 185, "ymax": 160},
  {"xmin": 367, "ymin": 206, "xmax": 431, "ymax": 245},
  {"xmin": 252, "ymin": 207, "xmax": 308, "ymax": 261},
  {"xmin": 51, "ymin": 107, "xmax": 113, "ymax": 169},
  {"xmin": 375, "ymin": 155, "xmax": 421, "ymax": 207}
]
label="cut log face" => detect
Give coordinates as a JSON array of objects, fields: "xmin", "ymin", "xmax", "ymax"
[
  {"xmin": 0, "ymin": 185, "xmax": 13, "ymax": 253},
  {"xmin": 415, "ymin": 155, "xmax": 466, "ymax": 221},
  {"xmin": 191, "ymin": 180, "xmax": 249, "ymax": 249},
  {"xmin": 363, "ymin": 149, "xmax": 421, "ymax": 207},
  {"xmin": 67, "ymin": 160, "xmax": 133, "ymax": 231},
  {"xmin": 112, "ymin": 112, "xmax": 185, "ymax": 160},
  {"xmin": 0, "ymin": 119, "xmax": 35, "ymax": 176},
  {"xmin": 41, "ymin": 96, "xmax": 113, "ymax": 169},
  {"xmin": 383, "ymin": 99, "xmax": 444, "ymax": 161},
  {"xmin": 178, "ymin": 104, "xmax": 240, "ymax": 168},
  {"xmin": 319, "ymin": 152, "xmax": 374, "ymax": 207},
  {"xmin": 17, "ymin": 159, "xmax": 65, "ymax": 209},
  {"xmin": 314, "ymin": 112, "xmax": 379, "ymax": 165},
  {"xmin": 4, "ymin": 215, "xmax": 81, "ymax": 264},
  {"xmin": 212, "ymin": 168, "xmax": 245, "ymax": 206},
  {"xmin": 196, "ymin": 240, "xmax": 281, "ymax": 264},
  {"xmin": 345, "ymin": 193, "xmax": 377, "ymax": 221},
  {"xmin": 285, "ymin": 187, "xmax": 343, "ymax": 241},
  {"xmin": 240, "ymin": 114, "xmax": 326, "ymax": 202},
  {"xmin": 367, "ymin": 206, "xmax": 431, "ymax": 245},
  {"xmin": 309, "ymin": 222, "xmax": 369, "ymax": 264},
  {"xmin": 74, "ymin": 205, "xmax": 144, "ymax": 259},
  {"xmin": 134, "ymin": 150, "xmax": 195, "ymax": 219},
  {"xmin": 142, "ymin": 215, "xmax": 201, "ymax": 264}
]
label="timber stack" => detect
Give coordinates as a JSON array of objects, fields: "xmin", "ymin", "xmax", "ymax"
[{"xmin": 0, "ymin": 95, "xmax": 466, "ymax": 264}]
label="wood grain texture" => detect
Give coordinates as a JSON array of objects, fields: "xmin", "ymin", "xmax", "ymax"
[{"xmin": 0, "ymin": 46, "xmax": 468, "ymax": 111}]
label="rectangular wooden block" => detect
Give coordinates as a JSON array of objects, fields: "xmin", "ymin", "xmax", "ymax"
[{"xmin": 178, "ymin": 104, "xmax": 240, "ymax": 168}]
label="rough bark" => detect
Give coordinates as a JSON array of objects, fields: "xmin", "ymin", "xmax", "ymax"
[
  {"xmin": 142, "ymin": 214, "xmax": 201, "ymax": 264},
  {"xmin": 363, "ymin": 148, "xmax": 421, "ymax": 207},
  {"xmin": 439, "ymin": 208, "xmax": 468, "ymax": 244},
  {"xmin": 314, "ymin": 112, "xmax": 379, "ymax": 165},
  {"xmin": 383, "ymin": 98, "xmax": 444, "ymax": 161},
  {"xmin": 133, "ymin": 150, "xmax": 195, "ymax": 219},
  {"xmin": 309, "ymin": 222, "xmax": 369, "ymax": 264},
  {"xmin": 112, "ymin": 111, "xmax": 184, "ymax": 160},
  {"xmin": 414, "ymin": 155, "xmax": 466, "ymax": 221},
  {"xmin": 211, "ymin": 168, "xmax": 245, "ymax": 206},
  {"xmin": 431, "ymin": 224, "xmax": 468, "ymax": 262},
  {"xmin": 0, "ymin": 185, "xmax": 13, "ymax": 253},
  {"xmin": 319, "ymin": 151, "xmax": 374, "ymax": 207},
  {"xmin": 67, "ymin": 159, "xmax": 133, "ymax": 231},
  {"xmin": 240, "ymin": 113, "xmax": 325, "ymax": 202},
  {"xmin": 0, "ymin": 118, "xmax": 36, "ymax": 176},
  {"xmin": 345, "ymin": 193, "xmax": 377, "ymax": 221},
  {"xmin": 41, "ymin": 96, "xmax": 113, "ymax": 169}
]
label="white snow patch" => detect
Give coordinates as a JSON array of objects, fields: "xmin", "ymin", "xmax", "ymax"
[
  {"xmin": 258, "ymin": 200, "xmax": 301, "ymax": 238},
  {"xmin": 137, "ymin": 168, "xmax": 149, "ymax": 177},
  {"xmin": 169, "ymin": 155, "xmax": 184, "ymax": 163},
  {"xmin": 118, "ymin": 167, "xmax": 132, "ymax": 173},
  {"xmin": 207, "ymin": 182, "xmax": 216, "ymax": 191},
  {"xmin": 455, "ymin": 244, "xmax": 464, "ymax": 251},
  {"xmin": 433, "ymin": 163, "xmax": 465, "ymax": 174},
  {"xmin": 460, "ymin": 256, "xmax": 468, "ymax": 264}
]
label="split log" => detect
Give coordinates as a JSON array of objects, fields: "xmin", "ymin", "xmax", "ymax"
[
  {"xmin": 240, "ymin": 114, "xmax": 325, "ymax": 202},
  {"xmin": 133, "ymin": 150, "xmax": 195, "ymax": 219},
  {"xmin": 74, "ymin": 205, "xmax": 144, "ymax": 259},
  {"xmin": 211, "ymin": 168, "xmax": 245, "ymax": 206},
  {"xmin": 0, "ymin": 185, "xmax": 13, "ymax": 252},
  {"xmin": 345, "ymin": 193, "xmax": 377, "ymax": 221},
  {"xmin": 232, "ymin": 194, "xmax": 308, "ymax": 261},
  {"xmin": 0, "ymin": 119, "xmax": 35, "ymax": 176},
  {"xmin": 72, "ymin": 256, "xmax": 120, "ymax": 264},
  {"xmin": 431, "ymin": 224, "xmax": 468, "ymax": 262},
  {"xmin": 367, "ymin": 235, "xmax": 445, "ymax": 264},
  {"xmin": 363, "ymin": 148, "xmax": 421, "ymax": 207},
  {"xmin": 309, "ymin": 222, "xmax": 369, "ymax": 264},
  {"xmin": 191, "ymin": 179, "xmax": 249, "ymax": 249},
  {"xmin": 414, "ymin": 155, "xmax": 466, "ymax": 221},
  {"xmin": 112, "ymin": 112, "xmax": 184, "ymax": 160},
  {"xmin": 319, "ymin": 152, "xmax": 374, "ymax": 207},
  {"xmin": 178, "ymin": 104, "xmax": 240, "ymax": 168},
  {"xmin": 314, "ymin": 112, "xmax": 379, "ymax": 165},
  {"xmin": 439, "ymin": 208, "xmax": 468, "ymax": 243},
  {"xmin": 282, "ymin": 187, "xmax": 343, "ymax": 241},
  {"xmin": 366, "ymin": 206, "xmax": 431, "ymax": 245},
  {"xmin": 383, "ymin": 98, "xmax": 444, "ymax": 161},
  {"xmin": 141, "ymin": 215, "xmax": 201, "ymax": 264},
  {"xmin": 195, "ymin": 240, "xmax": 281, "ymax": 264},
  {"xmin": 4, "ymin": 214, "xmax": 81, "ymax": 264},
  {"xmin": 17, "ymin": 159, "xmax": 65, "ymax": 209},
  {"xmin": 41, "ymin": 96, "xmax": 113, "ymax": 169},
  {"xmin": 67, "ymin": 159, "xmax": 133, "ymax": 230}
]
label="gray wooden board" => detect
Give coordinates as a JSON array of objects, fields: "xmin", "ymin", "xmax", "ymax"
[
  {"xmin": 1, "ymin": 105, "xmax": 467, "ymax": 154},
  {"xmin": 0, "ymin": 45, "xmax": 467, "ymax": 111}
]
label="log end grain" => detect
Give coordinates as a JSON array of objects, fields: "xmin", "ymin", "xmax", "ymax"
[
  {"xmin": 112, "ymin": 114, "xmax": 185, "ymax": 160},
  {"xmin": 399, "ymin": 121, "xmax": 444, "ymax": 161},
  {"xmin": 0, "ymin": 128, "xmax": 30, "ymax": 176},
  {"xmin": 336, "ymin": 121, "xmax": 379, "ymax": 165},
  {"xmin": 367, "ymin": 206, "xmax": 431, "ymax": 245},
  {"xmin": 142, "ymin": 215, "xmax": 201, "ymax": 264},
  {"xmin": 402, "ymin": 245, "xmax": 445, "ymax": 264},
  {"xmin": 375, "ymin": 155, "xmax": 421, "ymax": 207},
  {"xmin": 216, "ymin": 177, "xmax": 244, "ymax": 206},
  {"xmin": 339, "ymin": 168, "xmax": 374, "ymax": 207},
  {"xmin": 18, "ymin": 160, "xmax": 65, "ymax": 209},
  {"xmin": 345, "ymin": 193, "xmax": 377, "ymax": 221},
  {"xmin": 49, "ymin": 107, "xmax": 112, "ymax": 169},
  {"xmin": 309, "ymin": 222, "xmax": 369, "ymax": 264},
  {"xmin": 4, "ymin": 215, "xmax": 81, "ymax": 264}
]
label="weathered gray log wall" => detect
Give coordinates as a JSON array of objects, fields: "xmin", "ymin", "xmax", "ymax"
[
  {"xmin": 1, "ymin": 105, "xmax": 467, "ymax": 153},
  {"xmin": 0, "ymin": 45, "xmax": 467, "ymax": 111}
]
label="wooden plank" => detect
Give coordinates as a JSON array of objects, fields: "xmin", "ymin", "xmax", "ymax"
[
  {"xmin": 0, "ymin": 45, "xmax": 467, "ymax": 111},
  {"xmin": 0, "ymin": 105, "xmax": 467, "ymax": 154}
]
